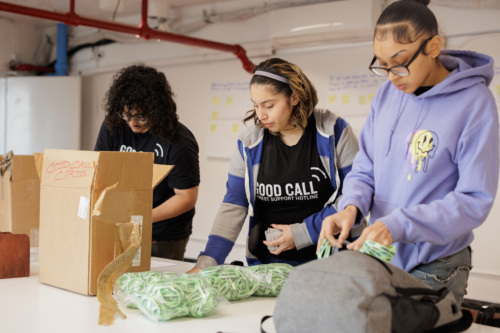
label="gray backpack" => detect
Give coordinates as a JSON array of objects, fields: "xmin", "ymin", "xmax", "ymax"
[{"xmin": 270, "ymin": 251, "xmax": 472, "ymax": 333}]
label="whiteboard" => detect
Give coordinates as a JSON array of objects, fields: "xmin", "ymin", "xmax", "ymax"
[{"xmin": 206, "ymin": 77, "xmax": 251, "ymax": 158}]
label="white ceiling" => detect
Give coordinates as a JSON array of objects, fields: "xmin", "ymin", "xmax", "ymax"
[
  {"xmin": 0, "ymin": 0, "xmax": 235, "ymax": 24},
  {"xmin": 1, "ymin": 0, "xmax": 499, "ymax": 27}
]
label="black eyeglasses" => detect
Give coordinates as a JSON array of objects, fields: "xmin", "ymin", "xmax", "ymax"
[
  {"xmin": 122, "ymin": 110, "xmax": 148, "ymax": 124},
  {"xmin": 369, "ymin": 35, "xmax": 435, "ymax": 77}
]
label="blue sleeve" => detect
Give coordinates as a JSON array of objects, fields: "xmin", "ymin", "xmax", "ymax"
[
  {"xmin": 304, "ymin": 116, "xmax": 359, "ymax": 242},
  {"xmin": 198, "ymin": 140, "xmax": 250, "ymax": 263},
  {"xmin": 200, "ymin": 235, "xmax": 236, "ymax": 265},
  {"xmin": 304, "ymin": 204, "xmax": 339, "ymax": 242}
]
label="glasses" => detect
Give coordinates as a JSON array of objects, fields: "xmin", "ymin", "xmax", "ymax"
[
  {"xmin": 122, "ymin": 111, "xmax": 148, "ymax": 124},
  {"xmin": 369, "ymin": 36, "xmax": 435, "ymax": 77}
]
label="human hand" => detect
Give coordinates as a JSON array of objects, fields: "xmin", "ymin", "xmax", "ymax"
[
  {"xmin": 347, "ymin": 220, "xmax": 393, "ymax": 251},
  {"xmin": 317, "ymin": 205, "xmax": 357, "ymax": 254},
  {"xmin": 186, "ymin": 267, "xmax": 202, "ymax": 274},
  {"xmin": 263, "ymin": 224, "xmax": 296, "ymax": 255}
]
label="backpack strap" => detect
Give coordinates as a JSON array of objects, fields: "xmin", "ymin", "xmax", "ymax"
[{"xmin": 260, "ymin": 315, "xmax": 273, "ymax": 333}]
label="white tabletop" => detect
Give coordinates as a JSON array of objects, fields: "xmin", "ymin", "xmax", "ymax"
[
  {"xmin": 0, "ymin": 250, "xmax": 277, "ymax": 333},
  {"xmin": 0, "ymin": 249, "xmax": 498, "ymax": 333}
]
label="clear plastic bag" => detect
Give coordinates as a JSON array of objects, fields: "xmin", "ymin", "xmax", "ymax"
[
  {"xmin": 248, "ymin": 263, "xmax": 293, "ymax": 297},
  {"xmin": 114, "ymin": 271, "xmax": 178, "ymax": 309},
  {"xmin": 114, "ymin": 273, "xmax": 223, "ymax": 321},
  {"xmin": 199, "ymin": 265, "xmax": 261, "ymax": 301}
]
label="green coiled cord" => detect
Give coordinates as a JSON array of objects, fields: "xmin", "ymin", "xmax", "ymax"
[
  {"xmin": 248, "ymin": 263, "xmax": 293, "ymax": 296},
  {"xmin": 134, "ymin": 274, "xmax": 219, "ymax": 321},
  {"xmin": 199, "ymin": 265, "xmax": 258, "ymax": 301}
]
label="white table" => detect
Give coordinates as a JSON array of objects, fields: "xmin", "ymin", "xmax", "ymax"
[
  {"xmin": 0, "ymin": 250, "xmax": 277, "ymax": 333},
  {"xmin": 0, "ymin": 249, "xmax": 498, "ymax": 333}
]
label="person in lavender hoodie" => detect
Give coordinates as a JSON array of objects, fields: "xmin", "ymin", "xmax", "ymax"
[{"xmin": 318, "ymin": 0, "xmax": 499, "ymax": 305}]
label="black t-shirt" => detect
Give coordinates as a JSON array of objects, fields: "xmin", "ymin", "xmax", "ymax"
[
  {"xmin": 94, "ymin": 122, "xmax": 200, "ymax": 241},
  {"xmin": 254, "ymin": 114, "xmax": 334, "ymax": 261},
  {"xmin": 414, "ymin": 85, "xmax": 434, "ymax": 96}
]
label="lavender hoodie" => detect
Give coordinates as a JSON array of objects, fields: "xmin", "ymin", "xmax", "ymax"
[{"xmin": 339, "ymin": 49, "xmax": 499, "ymax": 271}]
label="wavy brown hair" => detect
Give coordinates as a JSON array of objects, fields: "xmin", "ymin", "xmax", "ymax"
[
  {"xmin": 244, "ymin": 58, "xmax": 318, "ymax": 132},
  {"xmin": 103, "ymin": 64, "xmax": 179, "ymax": 143}
]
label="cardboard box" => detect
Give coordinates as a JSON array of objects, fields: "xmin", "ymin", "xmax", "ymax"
[
  {"xmin": 38, "ymin": 149, "xmax": 172, "ymax": 295},
  {"xmin": 0, "ymin": 152, "xmax": 40, "ymax": 246}
]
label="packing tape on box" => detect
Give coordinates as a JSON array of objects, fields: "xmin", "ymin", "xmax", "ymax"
[
  {"xmin": 97, "ymin": 221, "xmax": 142, "ymax": 326},
  {"xmin": 92, "ymin": 182, "xmax": 118, "ymax": 217}
]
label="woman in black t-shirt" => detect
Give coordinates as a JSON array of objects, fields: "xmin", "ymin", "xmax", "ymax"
[
  {"xmin": 191, "ymin": 58, "xmax": 359, "ymax": 271},
  {"xmin": 94, "ymin": 65, "xmax": 200, "ymax": 261}
]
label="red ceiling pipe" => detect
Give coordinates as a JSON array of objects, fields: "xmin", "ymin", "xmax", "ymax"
[
  {"xmin": 0, "ymin": 0, "xmax": 256, "ymax": 73},
  {"xmin": 10, "ymin": 63, "xmax": 55, "ymax": 73}
]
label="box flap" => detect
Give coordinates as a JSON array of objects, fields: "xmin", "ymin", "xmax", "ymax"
[
  {"xmin": 152, "ymin": 164, "xmax": 174, "ymax": 189},
  {"xmin": 93, "ymin": 151, "xmax": 154, "ymax": 191},
  {"xmin": 12, "ymin": 155, "xmax": 39, "ymax": 181},
  {"xmin": 38, "ymin": 186, "xmax": 92, "ymax": 295},
  {"xmin": 41, "ymin": 149, "xmax": 98, "ymax": 188}
]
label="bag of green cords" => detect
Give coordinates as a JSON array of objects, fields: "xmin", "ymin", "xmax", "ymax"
[
  {"xmin": 127, "ymin": 273, "xmax": 222, "ymax": 322},
  {"xmin": 199, "ymin": 265, "xmax": 261, "ymax": 301},
  {"xmin": 248, "ymin": 263, "xmax": 293, "ymax": 297},
  {"xmin": 114, "ymin": 271, "xmax": 178, "ymax": 309}
]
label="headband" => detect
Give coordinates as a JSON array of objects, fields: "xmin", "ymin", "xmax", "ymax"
[{"xmin": 253, "ymin": 70, "xmax": 289, "ymax": 84}]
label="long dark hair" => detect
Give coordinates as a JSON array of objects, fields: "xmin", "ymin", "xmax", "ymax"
[
  {"xmin": 244, "ymin": 57, "xmax": 318, "ymax": 132},
  {"xmin": 103, "ymin": 64, "xmax": 179, "ymax": 143},
  {"xmin": 375, "ymin": 0, "xmax": 438, "ymax": 44}
]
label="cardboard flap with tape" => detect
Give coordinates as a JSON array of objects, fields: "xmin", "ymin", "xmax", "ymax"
[{"xmin": 38, "ymin": 149, "xmax": 173, "ymax": 295}]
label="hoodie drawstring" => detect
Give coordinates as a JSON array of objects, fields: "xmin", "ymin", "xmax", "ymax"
[
  {"xmin": 386, "ymin": 93, "xmax": 406, "ymax": 157},
  {"xmin": 405, "ymin": 99, "xmax": 425, "ymax": 158}
]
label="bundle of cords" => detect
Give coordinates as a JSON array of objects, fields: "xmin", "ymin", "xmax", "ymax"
[
  {"xmin": 133, "ymin": 274, "xmax": 220, "ymax": 321},
  {"xmin": 199, "ymin": 265, "xmax": 259, "ymax": 301},
  {"xmin": 317, "ymin": 238, "xmax": 396, "ymax": 262},
  {"xmin": 248, "ymin": 263, "xmax": 293, "ymax": 297}
]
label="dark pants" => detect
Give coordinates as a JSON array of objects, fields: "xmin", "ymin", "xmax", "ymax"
[{"xmin": 151, "ymin": 237, "xmax": 189, "ymax": 261}]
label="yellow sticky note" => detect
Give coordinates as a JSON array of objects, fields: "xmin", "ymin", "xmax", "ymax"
[
  {"xmin": 226, "ymin": 97, "xmax": 233, "ymax": 106},
  {"xmin": 369, "ymin": 93, "xmax": 376, "ymax": 102},
  {"xmin": 212, "ymin": 97, "xmax": 219, "ymax": 105},
  {"xmin": 232, "ymin": 124, "xmax": 239, "ymax": 133},
  {"xmin": 211, "ymin": 111, "xmax": 219, "ymax": 120},
  {"xmin": 210, "ymin": 124, "xmax": 217, "ymax": 132},
  {"xmin": 497, "ymin": 84, "xmax": 500, "ymax": 96},
  {"xmin": 359, "ymin": 96, "xmax": 367, "ymax": 105},
  {"xmin": 342, "ymin": 94, "xmax": 350, "ymax": 104},
  {"xmin": 328, "ymin": 95, "xmax": 336, "ymax": 104}
]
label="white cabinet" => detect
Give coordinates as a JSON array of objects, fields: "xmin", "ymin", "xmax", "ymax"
[
  {"xmin": 0, "ymin": 78, "xmax": 6, "ymax": 154},
  {"xmin": 0, "ymin": 76, "xmax": 81, "ymax": 155}
]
